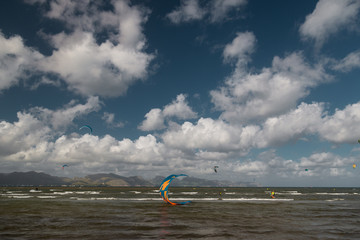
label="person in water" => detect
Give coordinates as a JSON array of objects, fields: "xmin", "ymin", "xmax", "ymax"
[{"xmin": 271, "ymin": 190, "xmax": 275, "ymax": 198}]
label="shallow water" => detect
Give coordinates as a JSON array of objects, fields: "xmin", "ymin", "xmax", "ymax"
[{"xmin": 1, "ymin": 187, "xmax": 360, "ymax": 239}]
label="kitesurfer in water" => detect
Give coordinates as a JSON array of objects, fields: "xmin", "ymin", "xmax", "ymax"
[
  {"xmin": 271, "ymin": 190, "xmax": 275, "ymax": 198},
  {"xmin": 218, "ymin": 191, "xmax": 223, "ymax": 200}
]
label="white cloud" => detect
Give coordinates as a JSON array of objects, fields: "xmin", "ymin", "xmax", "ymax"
[
  {"xmin": 0, "ymin": 96, "xmax": 101, "ymax": 162},
  {"xmin": 0, "ymin": 32, "xmax": 44, "ymax": 91},
  {"xmin": 11, "ymin": 0, "xmax": 155, "ymax": 97},
  {"xmin": 318, "ymin": 102, "xmax": 360, "ymax": 144},
  {"xmin": 228, "ymin": 150, "xmax": 356, "ymax": 179},
  {"xmin": 102, "ymin": 112, "xmax": 124, "ymax": 128},
  {"xmin": 257, "ymin": 102, "xmax": 324, "ymax": 148},
  {"xmin": 161, "ymin": 117, "xmax": 257, "ymax": 154},
  {"xmin": 29, "ymin": 96, "xmax": 102, "ymax": 131},
  {"xmin": 167, "ymin": 0, "xmax": 247, "ymax": 24},
  {"xmin": 0, "ymin": 112, "xmax": 51, "ymax": 157},
  {"xmin": 138, "ymin": 108, "xmax": 165, "ymax": 131},
  {"xmin": 332, "ymin": 50, "xmax": 360, "ymax": 72},
  {"xmin": 1, "ymin": 98, "xmax": 360, "ymax": 179},
  {"xmin": 211, "ymin": 51, "xmax": 330, "ymax": 123},
  {"xmin": 139, "ymin": 94, "xmax": 197, "ymax": 131},
  {"xmin": 223, "ymin": 31, "xmax": 256, "ymax": 70},
  {"xmin": 163, "ymin": 94, "xmax": 198, "ymax": 119},
  {"xmin": 159, "ymin": 100, "xmax": 360, "ymax": 161},
  {"xmin": 167, "ymin": 0, "xmax": 205, "ymax": 24},
  {"xmin": 299, "ymin": 152, "xmax": 355, "ymax": 177},
  {"xmin": 299, "ymin": 0, "xmax": 360, "ymax": 48},
  {"xmin": 259, "ymin": 101, "xmax": 360, "ymax": 147}
]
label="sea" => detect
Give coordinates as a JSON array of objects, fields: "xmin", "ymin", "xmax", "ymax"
[{"xmin": 1, "ymin": 187, "xmax": 360, "ymax": 239}]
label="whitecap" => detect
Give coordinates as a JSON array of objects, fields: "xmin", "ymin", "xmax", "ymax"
[
  {"xmin": 326, "ymin": 198, "xmax": 345, "ymax": 202},
  {"xmin": 129, "ymin": 191, "xmax": 141, "ymax": 194},
  {"xmin": 315, "ymin": 193, "xmax": 349, "ymax": 196},
  {"xmin": 53, "ymin": 191, "xmax": 74, "ymax": 195},
  {"xmin": 76, "ymin": 191, "xmax": 100, "ymax": 195},
  {"xmin": 37, "ymin": 196, "xmax": 57, "ymax": 199},
  {"xmin": 29, "ymin": 190, "xmax": 42, "ymax": 193},
  {"xmin": 179, "ymin": 192, "xmax": 198, "ymax": 195},
  {"xmin": 10, "ymin": 195, "xmax": 33, "ymax": 199}
]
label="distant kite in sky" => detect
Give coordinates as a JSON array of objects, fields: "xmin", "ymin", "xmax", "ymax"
[
  {"xmin": 353, "ymin": 164, "xmax": 357, "ymax": 169},
  {"xmin": 62, "ymin": 164, "xmax": 69, "ymax": 169},
  {"xmin": 79, "ymin": 125, "xmax": 92, "ymax": 135},
  {"xmin": 214, "ymin": 166, "xmax": 219, "ymax": 173},
  {"xmin": 159, "ymin": 174, "xmax": 191, "ymax": 205},
  {"xmin": 305, "ymin": 169, "xmax": 309, "ymax": 171}
]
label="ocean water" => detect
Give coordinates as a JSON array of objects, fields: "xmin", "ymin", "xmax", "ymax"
[{"xmin": 1, "ymin": 187, "xmax": 360, "ymax": 239}]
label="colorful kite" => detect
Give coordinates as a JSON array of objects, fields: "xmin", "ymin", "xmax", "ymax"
[{"xmin": 159, "ymin": 174, "xmax": 191, "ymax": 205}]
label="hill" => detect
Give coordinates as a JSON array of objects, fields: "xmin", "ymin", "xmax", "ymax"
[
  {"xmin": 0, "ymin": 171, "xmax": 66, "ymax": 186},
  {"xmin": 0, "ymin": 171, "xmax": 259, "ymax": 187}
]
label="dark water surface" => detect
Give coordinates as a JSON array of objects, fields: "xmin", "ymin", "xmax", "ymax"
[{"xmin": 1, "ymin": 187, "xmax": 360, "ymax": 239}]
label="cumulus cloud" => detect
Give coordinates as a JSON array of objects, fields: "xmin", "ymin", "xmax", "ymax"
[
  {"xmin": 0, "ymin": 31, "xmax": 44, "ymax": 91},
  {"xmin": 0, "ymin": 112, "xmax": 51, "ymax": 158},
  {"xmin": 299, "ymin": 152, "xmax": 355, "ymax": 177},
  {"xmin": 138, "ymin": 108, "xmax": 165, "ymax": 131},
  {"xmin": 6, "ymin": 0, "xmax": 155, "ymax": 97},
  {"xmin": 162, "ymin": 117, "xmax": 259, "ymax": 155},
  {"xmin": 211, "ymin": 51, "xmax": 330, "ymax": 123},
  {"xmin": 167, "ymin": 0, "xmax": 247, "ymax": 24},
  {"xmin": 1, "ymin": 98, "xmax": 359, "ymax": 179},
  {"xmin": 0, "ymin": 96, "xmax": 101, "ymax": 161},
  {"xmin": 257, "ymin": 102, "xmax": 324, "ymax": 148},
  {"xmin": 258, "ymin": 101, "xmax": 360, "ymax": 146},
  {"xmin": 299, "ymin": 0, "xmax": 360, "ymax": 48},
  {"xmin": 318, "ymin": 102, "xmax": 360, "ymax": 143},
  {"xmin": 219, "ymin": 149, "xmax": 357, "ymax": 181},
  {"xmin": 160, "ymin": 100, "xmax": 360, "ymax": 160},
  {"xmin": 139, "ymin": 94, "xmax": 197, "ymax": 131}
]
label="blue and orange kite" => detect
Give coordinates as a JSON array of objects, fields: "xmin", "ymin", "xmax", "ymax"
[{"xmin": 159, "ymin": 174, "xmax": 191, "ymax": 205}]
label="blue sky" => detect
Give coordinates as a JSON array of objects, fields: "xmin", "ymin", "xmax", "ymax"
[{"xmin": 1, "ymin": 0, "xmax": 360, "ymax": 187}]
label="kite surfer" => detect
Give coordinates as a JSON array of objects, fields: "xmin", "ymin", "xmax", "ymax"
[
  {"xmin": 271, "ymin": 190, "xmax": 276, "ymax": 199},
  {"xmin": 218, "ymin": 191, "xmax": 222, "ymax": 200}
]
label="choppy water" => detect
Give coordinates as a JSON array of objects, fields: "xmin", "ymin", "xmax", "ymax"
[{"xmin": 1, "ymin": 187, "xmax": 360, "ymax": 239}]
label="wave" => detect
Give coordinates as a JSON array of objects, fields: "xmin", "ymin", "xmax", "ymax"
[
  {"xmin": 326, "ymin": 198, "xmax": 345, "ymax": 202},
  {"xmin": 29, "ymin": 189, "xmax": 42, "ymax": 193},
  {"xmin": 9, "ymin": 195, "xmax": 33, "ymax": 199},
  {"xmin": 70, "ymin": 197, "xmax": 119, "ymax": 201},
  {"xmin": 67, "ymin": 197, "xmax": 294, "ymax": 202},
  {"xmin": 315, "ymin": 193, "xmax": 349, "ymax": 196},
  {"xmin": 129, "ymin": 191, "xmax": 141, "ymax": 194},
  {"xmin": 76, "ymin": 191, "xmax": 100, "ymax": 195},
  {"xmin": 53, "ymin": 191, "xmax": 74, "ymax": 195},
  {"xmin": 37, "ymin": 196, "xmax": 57, "ymax": 199}
]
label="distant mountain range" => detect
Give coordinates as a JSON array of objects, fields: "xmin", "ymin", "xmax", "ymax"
[{"xmin": 0, "ymin": 171, "xmax": 259, "ymax": 187}]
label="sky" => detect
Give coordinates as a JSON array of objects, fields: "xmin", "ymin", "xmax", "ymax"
[{"xmin": 0, "ymin": 0, "xmax": 360, "ymax": 187}]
